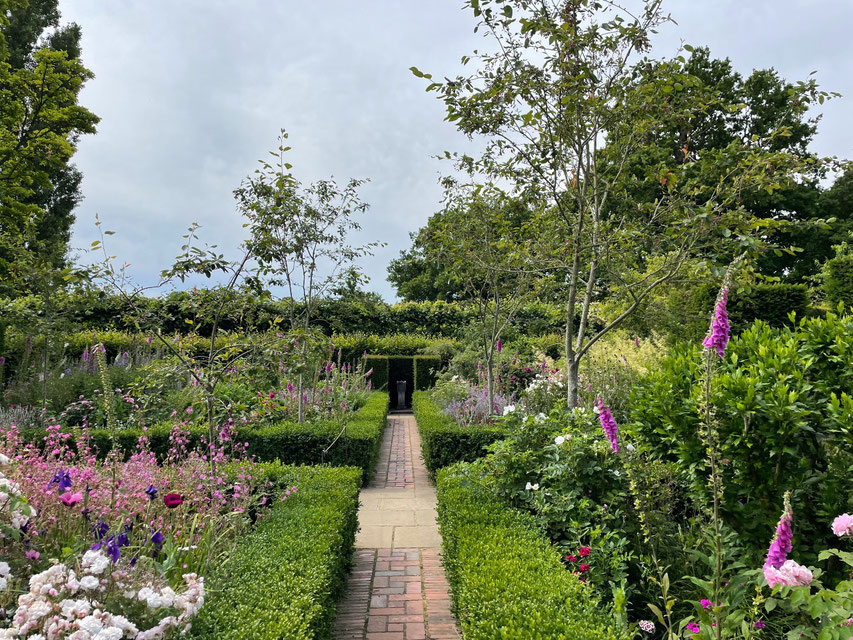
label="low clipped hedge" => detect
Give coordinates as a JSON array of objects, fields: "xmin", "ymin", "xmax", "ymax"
[
  {"xmin": 437, "ymin": 463, "xmax": 627, "ymax": 640},
  {"xmin": 189, "ymin": 463, "xmax": 361, "ymax": 639},
  {"xmin": 412, "ymin": 391, "xmax": 506, "ymax": 476},
  {"xmin": 20, "ymin": 393, "xmax": 389, "ymax": 482}
]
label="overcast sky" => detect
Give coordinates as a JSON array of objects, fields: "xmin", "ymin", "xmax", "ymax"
[{"xmin": 61, "ymin": 0, "xmax": 853, "ymax": 301}]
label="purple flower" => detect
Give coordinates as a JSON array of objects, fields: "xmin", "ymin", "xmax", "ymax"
[
  {"xmin": 106, "ymin": 539, "xmax": 121, "ymax": 562},
  {"xmin": 151, "ymin": 530, "xmax": 164, "ymax": 548},
  {"xmin": 754, "ymin": 621, "xmax": 766, "ymax": 629},
  {"xmin": 93, "ymin": 520, "xmax": 110, "ymax": 540},
  {"xmin": 145, "ymin": 484, "xmax": 158, "ymax": 500},
  {"xmin": 764, "ymin": 495, "xmax": 793, "ymax": 571},
  {"xmin": 496, "ymin": 339, "xmax": 503, "ymax": 353},
  {"xmin": 702, "ymin": 289, "xmax": 730, "ymax": 358},
  {"xmin": 48, "ymin": 469, "xmax": 72, "ymax": 492},
  {"xmin": 634, "ymin": 336, "xmax": 640, "ymax": 348},
  {"xmin": 365, "ymin": 368, "xmax": 373, "ymax": 378},
  {"xmin": 82, "ymin": 348, "xmax": 90, "ymax": 362},
  {"xmin": 597, "ymin": 399, "xmax": 619, "ymax": 453},
  {"xmin": 0, "ymin": 356, "xmax": 5, "ymax": 364}
]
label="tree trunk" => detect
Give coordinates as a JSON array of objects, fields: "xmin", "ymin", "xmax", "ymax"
[
  {"xmin": 567, "ymin": 357, "xmax": 579, "ymax": 409},
  {"xmin": 486, "ymin": 352, "xmax": 495, "ymax": 415}
]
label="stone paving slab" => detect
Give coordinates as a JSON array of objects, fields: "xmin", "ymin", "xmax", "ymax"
[{"xmin": 335, "ymin": 414, "xmax": 461, "ymax": 640}]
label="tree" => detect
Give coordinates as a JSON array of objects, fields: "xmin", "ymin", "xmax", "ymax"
[
  {"xmin": 237, "ymin": 130, "xmax": 380, "ymax": 422},
  {"xmin": 0, "ymin": 0, "xmax": 98, "ymax": 291},
  {"xmin": 414, "ymin": 0, "xmax": 832, "ymax": 408},
  {"xmin": 428, "ymin": 185, "xmax": 535, "ymax": 411}
]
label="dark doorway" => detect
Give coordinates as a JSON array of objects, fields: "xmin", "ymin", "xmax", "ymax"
[{"xmin": 388, "ymin": 357, "xmax": 414, "ymax": 410}]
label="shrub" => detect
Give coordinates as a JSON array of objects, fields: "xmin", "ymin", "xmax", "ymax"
[
  {"xmin": 627, "ymin": 312, "xmax": 853, "ymax": 562},
  {"xmin": 824, "ymin": 252, "xmax": 853, "ymax": 308},
  {"xmin": 189, "ymin": 463, "xmax": 362, "ymax": 639},
  {"xmin": 436, "ymin": 463, "xmax": 628, "ymax": 640},
  {"xmin": 412, "ymin": 391, "xmax": 506, "ymax": 476},
  {"xmin": 363, "ymin": 355, "xmax": 443, "ymax": 393}
]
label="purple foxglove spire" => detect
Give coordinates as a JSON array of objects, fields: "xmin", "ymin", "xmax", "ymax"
[
  {"xmin": 597, "ymin": 398, "xmax": 619, "ymax": 453},
  {"xmin": 702, "ymin": 289, "xmax": 730, "ymax": 358},
  {"xmin": 764, "ymin": 494, "xmax": 794, "ymax": 570}
]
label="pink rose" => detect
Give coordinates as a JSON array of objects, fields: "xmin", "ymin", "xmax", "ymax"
[
  {"xmin": 764, "ymin": 560, "xmax": 813, "ymax": 588},
  {"xmin": 831, "ymin": 513, "xmax": 853, "ymax": 537}
]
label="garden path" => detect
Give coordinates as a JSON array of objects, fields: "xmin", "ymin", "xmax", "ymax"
[{"xmin": 334, "ymin": 413, "xmax": 461, "ymax": 640}]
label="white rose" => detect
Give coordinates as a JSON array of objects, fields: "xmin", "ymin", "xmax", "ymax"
[
  {"xmin": 502, "ymin": 404, "xmax": 516, "ymax": 416},
  {"xmin": 554, "ymin": 435, "xmax": 565, "ymax": 446}
]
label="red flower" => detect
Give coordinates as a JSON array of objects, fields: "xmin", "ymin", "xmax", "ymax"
[
  {"xmin": 163, "ymin": 493, "xmax": 183, "ymax": 508},
  {"xmin": 578, "ymin": 546, "xmax": 591, "ymax": 557},
  {"xmin": 566, "ymin": 554, "xmax": 577, "ymax": 563},
  {"xmin": 577, "ymin": 564, "xmax": 590, "ymax": 572}
]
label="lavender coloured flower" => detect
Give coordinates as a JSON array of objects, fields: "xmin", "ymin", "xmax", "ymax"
[
  {"xmin": 597, "ymin": 398, "xmax": 619, "ymax": 453},
  {"xmin": 764, "ymin": 496, "xmax": 793, "ymax": 570},
  {"xmin": 702, "ymin": 289, "xmax": 730, "ymax": 358},
  {"xmin": 496, "ymin": 339, "xmax": 503, "ymax": 353}
]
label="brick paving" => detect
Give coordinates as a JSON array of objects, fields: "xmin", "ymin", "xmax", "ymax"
[{"xmin": 335, "ymin": 414, "xmax": 461, "ymax": 640}]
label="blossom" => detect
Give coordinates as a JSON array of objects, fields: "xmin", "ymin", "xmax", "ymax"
[
  {"xmin": 577, "ymin": 564, "xmax": 590, "ymax": 572},
  {"xmin": 700, "ymin": 599, "xmax": 711, "ymax": 609},
  {"xmin": 578, "ymin": 546, "xmax": 591, "ymax": 557},
  {"xmin": 754, "ymin": 621, "xmax": 766, "ymax": 629},
  {"xmin": 638, "ymin": 620, "xmax": 655, "ymax": 633},
  {"xmin": 597, "ymin": 398, "xmax": 619, "ymax": 453},
  {"xmin": 702, "ymin": 288, "xmax": 730, "ymax": 357},
  {"xmin": 566, "ymin": 554, "xmax": 576, "ymax": 563},
  {"xmin": 831, "ymin": 513, "xmax": 853, "ymax": 537},
  {"xmin": 764, "ymin": 559, "xmax": 813, "ymax": 587},
  {"xmin": 48, "ymin": 469, "xmax": 72, "ymax": 492},
  {"xmin": 524, "ymin": 482, "xmax": 539, "ymax": 491},
  {"xmin": 163, "ymin": 493, "xmax": 183, "ymax": 509},
  {"xmin": 554, "ymin": 435, "xmax": 566, "ymax": 446},
  {"xmin": 502, "ymin": 404, "xmax": 516, "ymax": 416},
  {"xmin": 145, "ymin": 484, "xmax": 158, "ymax": 500},
  {"xmin": 686, "ymin": 622, "xmax": 700, "ymax": 633},
  {"xmin": 496, "ymin": 339, "xmax": 503, "ymax": 353},
  {"xmin": 60, "ymin": 491, "xmax": 83, "ymax": 507}
]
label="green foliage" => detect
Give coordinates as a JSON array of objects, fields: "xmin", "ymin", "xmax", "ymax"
[
  {"xmin": 412, "ymin": 391, "xmax": 506, "ymax": 476},
  {"xmin": 662, "ymin": 282, "xmax": 811, "ymax": 344},
  {"xmin": 414, "ymin": 355, "xmax": 440, "ymax": 391},
  {"xmin": 189, "ymin": 464, "xmax": 361, "ymax": 640},
  {"xmin": 0, "ymin": 3, "xmax": 99, "ymax": 293},
  {"xmin": 436, "ymin": 462, "xmax": 629, "ymax": 640},
  {"xmin": 628, "ymin": 312, "xmax": 853, "ymax": 562},
  {"xmin": 363, "ymin": 355, "xmax": 389, "ymax": 391},
  {"xmin": 824, "ymin": 252, "xmax": 853, "ymax": 309}
]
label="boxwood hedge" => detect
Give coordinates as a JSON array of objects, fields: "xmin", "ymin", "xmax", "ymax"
[
  {"xmin": 189, "ymin": 463, "xmax": 361, "ymax": 639},
  {"xmin": 412, "ymin": 391, "xmax": 506, "ymax": 476},
  {"xmin": 436, "ymin": 463, "xmax": 628, "ymax": 640},
  {"xmin": 19, "ymin": 392, "xmax": 389, "ymax": 482}
]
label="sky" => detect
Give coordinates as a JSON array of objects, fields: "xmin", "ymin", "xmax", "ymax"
[{"xmin": 60, "ymin": 0, "xmax": 853, "ymax": 301}]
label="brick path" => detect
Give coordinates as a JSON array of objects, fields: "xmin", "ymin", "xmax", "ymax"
[{"xmin": 335, "ymin": 414, "xmax": 461, "ymax": 640}]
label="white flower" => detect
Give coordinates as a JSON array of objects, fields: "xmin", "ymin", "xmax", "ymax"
[
  {"xmin": 535, "ymin": 413, "xmax": 547, "ymax": 424},
  {"xmin": 0, "ymin": 453, "xmax": 9, "ymax": 466},
  {"xmin": 79, "ymin": 576, "xmax": 100, "ymax": 591},
  {"xmin": 525, "ymin": 482, "xmax": 540, "ymax": 491},
  {"xmin": 81, "ymin": 550, "xmax": 109, "ymax": 576},
  {"xmin": 554, "ymin": 435, "xmax": 566, "ymax": 446},
  {"xmin": 502, "ymin": 404, "xmax": 516, "ymax": 416},
  {"xmin": 626, "ymin": 443, "xmax": 636, "ymax": 452},
  {"xmin": 0, "ymin": 561, "xmax": 10, "ymax": 577}
]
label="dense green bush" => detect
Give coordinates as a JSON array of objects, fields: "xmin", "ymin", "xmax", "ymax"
[
  {"xmin": 824, "ymin": 253, "xmax": 853, "ymax": 308},
  {"xmin": 189, "ymin": 463, "xmax": 361, "ymax": 639},
  {"xmin": 19, "ymin": 392, "xmax": 389, "ymax": 481},
  {"xmin": 414, "ymin": 355, "xmax": 441, "ymax": 390},
  {"xmin": 436, "ymin": 463, "xmax": 628, "ymax": 640},
  {"xmin": 628, "ymin": 312, "xmax": 853, "ymax": 561},
  {"xmin": 412, "ymin": 391, "xmax": 506, "ymax": 476},
  {"xmin": 364, "ymin": 355, "xmax": 442, "ymax": 393}
]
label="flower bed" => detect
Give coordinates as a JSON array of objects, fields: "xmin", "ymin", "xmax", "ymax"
[
  {"xmin": 412, "ymin": 391, "xmax": 505, "ymax": 476},
  {"xmin": 188, "ymin": 463, "xmax": 361, "ymax": 639},
  {"xmin": 17, "ymin": 392, "xmax": 389, "ymax": 482},
  {"xmin": 435, "ymin": 462, "xmax": 627, "ymax": 640}
]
